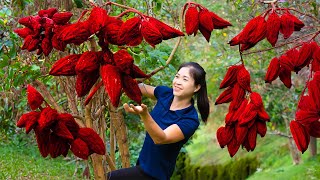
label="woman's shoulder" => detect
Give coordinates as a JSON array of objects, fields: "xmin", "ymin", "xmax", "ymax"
[{"xmin": 154, "ymin": 86, "xmax": 173, "ymax": 99}]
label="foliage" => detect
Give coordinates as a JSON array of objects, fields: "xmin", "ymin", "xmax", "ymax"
[{"xmin": 0, "ymin": 143, "xmax": 84, "ymax": 179}]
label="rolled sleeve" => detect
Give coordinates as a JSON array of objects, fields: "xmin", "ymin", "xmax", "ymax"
[{"xmin": 176, "ymin": 117, "xmax": 200, "ymax": 140}]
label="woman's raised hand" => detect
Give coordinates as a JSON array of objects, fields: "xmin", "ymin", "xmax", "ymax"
[{"xmin": 123, "ymin": 103, "xmax": 148, "ymax": 116}]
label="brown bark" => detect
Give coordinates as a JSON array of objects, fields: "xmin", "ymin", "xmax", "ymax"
[
  {"xmin": 309, "ymin": 136, "xmax": 317, "ymax": 157},
  {"xmin": 108, "ymin": 103, "xmax": 131, "ymax": 168}
]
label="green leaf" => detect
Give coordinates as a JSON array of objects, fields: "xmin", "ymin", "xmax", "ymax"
[
  {"xmin": 0, "ymin": 55, "xmax": 9, "ymax": 68},
  {"xmin": 30, "ymin": 64, "xmax": 40, "ymax": 71},
  {"xmin": 73, "ymin": 0, "xmax": 83, "ymax": 8}
]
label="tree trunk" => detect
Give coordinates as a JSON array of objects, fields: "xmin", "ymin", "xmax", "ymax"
[
  {"xmin": 309, "ymin": 136, "xmax": 317, "ymax": 157},
  {"xmin": 108, "ymin": 103, "xmax": 131, "ymax": 168}
]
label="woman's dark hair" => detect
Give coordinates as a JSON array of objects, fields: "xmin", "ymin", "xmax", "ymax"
[{"xmin": 178, "ymin": 62, "xmax": 210, "ymax": 123}]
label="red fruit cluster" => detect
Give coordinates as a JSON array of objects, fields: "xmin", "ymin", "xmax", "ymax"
[
  {"xmin": 49, "ymin": 49, "xmax": 149, "ymax": 107},
  {"xmin": 215, "ymin": 65, "xmax": 270, "ymax": 157},
  {"xmin": 17, "ymin": 85, "xmax": 105, "ymax": 159},
  {"xmin": 290, "ymin": 72, "xmax": 320, "ymax": 153},
  {"xmin": 265, "ymin": 41, "xmax": 319, "ymax": 88},
  {"xmin": 229, "ymin": 8, "xmax": 304, "ymax": 51},
  {"xmin": 184, "ymin": 3, "xmax": 232, "ymax": 42},
  {"xmin": 98, "ymin": 15, "xmax": 184, "ymax": 48},
  {"xmin": 14, "ymin": 8, "xmax": 73, "ymax": 56}
]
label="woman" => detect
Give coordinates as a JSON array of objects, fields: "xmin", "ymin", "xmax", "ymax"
[{"xmin": 107, "ymin": 62, "xmax": 210, "ymax": 180}]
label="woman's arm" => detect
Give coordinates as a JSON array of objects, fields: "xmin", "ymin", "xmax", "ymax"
[
  {"xmin": 138, "ymin": 83, "xmax": 156, "ymax": 100},
  {"xmin": 124, "ymin": 103, "xmax": 185, "ymax": 144}
]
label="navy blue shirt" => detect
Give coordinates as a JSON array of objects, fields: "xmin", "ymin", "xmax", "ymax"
[{"xmin": 137, "ymin": 86, "xmax": 200, "ymax": 180}]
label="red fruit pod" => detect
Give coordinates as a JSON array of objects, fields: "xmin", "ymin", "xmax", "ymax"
[
  {"xmin": 17, "ymin": 111, "xmax": 40, "ymax": 134},
  {"xmin": 219, "ymin": 65, "xmax": 240, "ymax": 89},
  {"xmin": 122, "ymin": 75, "xmax": 142, "ymax": 104},
  {"xmin": 27, "ymin": 84, "xmax": 44, "ymax": 110},
  {"xmin": 147, "ymin": 16, "xmax": 184, "ymax": 40},
  {"xmin": 118, "ymin": 17, "xmax": 142, "ymax": 46},
  {"xmin": 265, "ymin": 57, "xmax": 280, "ymax": 83},
  {"xmin": 227, "ymin": 137, "xmax": 240, "ymax": 157},
  {"xmin": 14, "ymin": 28, "xmax": 33, "ymax": 38},
  {"xmin": 41, "ymin": 37, "xmax": 53, "ymax": 56},
  {"xmin": 75, "ymin": 51, "xmax": 101, "ymax": 74},
  {"xmin": 266, "ymin": 11, "xmax": 281, "ymax": 47},
  {"xmin": 104, "ymin": 16, "xmax": 124, "ymax": 45},
  {"xmin": 238, "ymin": 16, "xmax": 264, "ymax": 44},
  {"xmin": 228, "ymin": 32, "xmax": 242, "ymax": 46},
  {"xmin": 209, "ymin": 11, "xmax": 232, "ymax": 29},
  {"xmin": 21, "ymin": 35, "xmax": 39, "ymax": 52},
  {"xmin": 52, "ymin": 120, "xmax": 74, "ymax": 141},
  {"xmin": 278, "ymin": 67, "xmax": 292, "ymax": 88},
  {"xmin": 141, "ymin": 20, "xmax": 163, "ymax": 48},
  {"xmin": 71, "ymin": 138, "xmax": 90, "ymax": 160},
  {"xmin": 49, "ymin": 134, "xmax": 70, "ymax": 158},
  {"xmin": 78, "ymin": 128, "xmax": 106, "ymax": 155},
  {"xmin": 295, "ymin": 110, "xmax": 319, "ymax": 127},
  {"xmin": 311, "ymin": 46, "xmax": 320, "ymax": 72},
  {"xmin": 58, "ymin": 21, "xmax": 92, "ymax": 45},
  {"xmin": 306, "ymin": 121, "xmax": 320, "ymax": 138},
  {"xmin": 113, "ymin": 49, "xmax": 134, "ymax": 75},
  {"xmin": 51, "ymin": 32, "xmax": 67, "ymax": 51},
  {"xmin": 84, "ymin": 81, "xmax": 104, "ymax": 106},
  {"xmin": 290, "ymin": 120, "xmax": 310, "ymax": 153},
  {"xmin": 199, "ymin": 24, "xmax": 212, "ymax": 42},
  {"xmin": 257, "ymin": 108, "xmax": 270, "ymax": 122},
  {"xmin": 247, "ymin": 16, "xmax": 266, "ymax": 46},
  {"xmin": 249, "ymin": 92, "xmax": 263, "ymax": 110},
  {"xmin": 38, "ymin": 107, "xmax": 59, "ymax": 131},
  {"xmin": 308, "ymin": 76, "xmax": 320, "ymax": 110},
  {"xmin": 297, "ymin": 95, "xmax": 316, "ymax": 111},
  {"xmin": 34, "ymin": 126, "xmax": 51, "ymax": 157},
  {"xmin": 215, "ymin": 86, "xmax": 233, "ymax": 105},
  {"xmin": 288, "ymin": 14, "xmax": 304, "ymax": 31},
  {"xmin": 225, "ymin": 110, "xmax": 236, "ymax": 125},
  {"xmin": 49, "ymin": 54, "xmax": 81, "ymax": 76},
  {"xmin": 75, "ymin": 72, "xmax": 99, "ymax": 97},
  {"xmin": 247, "ymin": 124, "xmax": 257, "ymax": 151},
  {"xmin": 230, "ymin": 83, "xmax": 246, "ymax": 110},
  {"xmin": 185, "ymin": 6, "xmax": 199, "ymax": 35},
  {"xmin": 280, "ymin": 11, "xmax": 294, "ymax": 39},
  {"xmin": 131, "ymin": 64, "xmax": 149, "ymax": 79},
  {"xmin": 232, "ymin": 99, "xmax": 249, "ymax": 122},
  {"xmin": 52, "ymin": 12, "xmax": 73, "ymax": 25},
  {"xmin": 295, "ymin": 42, "xmax": 314, "ymax": 70},
  {"xmin": 256, "ymin": 121, "xmax": 267, "ymax": 137},
  {"xmin": 18, "ymin": 16, "xmax": 37, "ymax": 30},
  {"xmin": 100, "ymin": 64, "xmax": 122, "ymax": 107},
  {"xmin": 235, "ymin": 123, "xmax": 248, "ymax": 145},
  {"xmin": 237, "ymin": 66, "xmax": 251, "ymax": 92},
  {"xmin": 199, "ymin": 9, "xmax": 214, "ymax": 32},
  {"xmin": 57, "ymin": 113, "xmax": 80, "ymax": 138},
  {"xmin": 87, "ymin": 6, "xmax": 109, "ymax": 34},
  {"xmin": 238, "ymin": 103, "xmax": 258, "ymax": 126},
  {"xmin": 279, "ymin": 54, "xmax": 294, "ymax": 72},
  {"xmin": 216, "ymin": 126, "xmax": 234, "ymax": 148},
  {"xmin": 38, "ymin": 8, "xmax": 58, "ymax": 18}
]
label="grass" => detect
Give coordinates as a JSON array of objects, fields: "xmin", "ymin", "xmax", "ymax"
[
  {"xmin": 186, "ymin": 119, "xmax": 320, "ymax": 180},
  {"xmin": 0, "ymin": 143, "xmax": 86, "ymax": 179}
]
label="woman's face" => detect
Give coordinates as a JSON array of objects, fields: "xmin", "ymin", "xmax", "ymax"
[{"xmin": 172, "ymin": 67, "xmax": 200, "ymax": 98}]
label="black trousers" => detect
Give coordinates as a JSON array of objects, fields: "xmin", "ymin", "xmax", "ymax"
[{"xmin": 107, "ymin": 166, "xmax": 156, "ymax": 180}]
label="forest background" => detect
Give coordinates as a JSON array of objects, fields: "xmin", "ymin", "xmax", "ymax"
[{"xmin": 0, "ymin": 0, "xmax": 320, "ymax": 179}]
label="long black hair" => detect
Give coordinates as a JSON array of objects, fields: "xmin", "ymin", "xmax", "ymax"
[{"xmin": 178, "ymin": 62, "xmax": 210, "ymax": 123}]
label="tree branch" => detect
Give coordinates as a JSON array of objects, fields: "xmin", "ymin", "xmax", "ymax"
[
  {"xmin": 268, "ymin": 130, "xmax": 292, "ymax": 138},
  {"xmin": 33, "ymin": 80, "xmax": 64, "ymax": 113}
]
